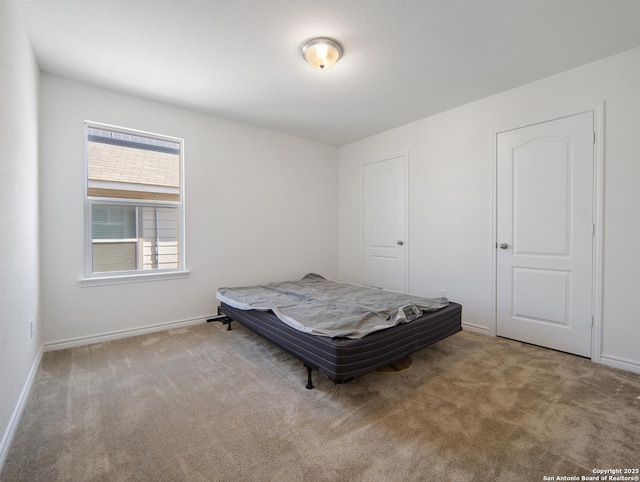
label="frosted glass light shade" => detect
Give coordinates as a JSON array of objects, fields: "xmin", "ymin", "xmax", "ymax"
[{"xmin": 301, "ymin": 38, "xmax": 343, "ymax": 70}]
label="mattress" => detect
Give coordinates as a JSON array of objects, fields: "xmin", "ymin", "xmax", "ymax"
[
  {"xmin": 220, "ymin": 301, "xmax": 462, "ymax": 385},
  {"xmin": 217, "ymin": 273, "xmax": 450, "ymax": 339}
]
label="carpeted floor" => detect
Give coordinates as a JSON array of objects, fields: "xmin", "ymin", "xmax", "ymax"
[{"xmin": 2, "ymin": 322, "xmax": 639, "ymax": 481}]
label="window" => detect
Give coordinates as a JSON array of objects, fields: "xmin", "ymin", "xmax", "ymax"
[{"xmin": 83, "ymin": 123, "xmax": 185, "ymax": 284}]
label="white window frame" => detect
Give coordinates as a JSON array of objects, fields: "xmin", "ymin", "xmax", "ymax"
[{"xmin": 81, "ymin": 121, "xmax": 188, "ymax": 287}]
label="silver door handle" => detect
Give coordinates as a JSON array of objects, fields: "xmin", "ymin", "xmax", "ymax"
[
  {"xmin": 397, "ymin": 240, "xmax": 404, "ymax": 246},
  {"xmin": 499, "ymin": 243, "xmax": 508, "ymax": 249}
]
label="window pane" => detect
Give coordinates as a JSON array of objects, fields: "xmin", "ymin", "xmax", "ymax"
[
  {"xmin": 92, "ymin": 205, "xmax": 136, "ymax": 239},
  {"xmin": 140, "ymin": 207, "xmax": 179, "ymax": 270},
  {"xmin": 85, "ymin": 123, "xmax": 183, "ymax": 278},
  {"xmin": 93, "ymin": 242, "xmax": 137, "ymax": 272},
  {"xmin": 87, "ymin": 128, "xmax": 180, "ymax": 202}
]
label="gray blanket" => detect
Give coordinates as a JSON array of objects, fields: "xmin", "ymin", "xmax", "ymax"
[{"xmin": 216, "ymin": 273, "xmax": 448, "ymax": 339}]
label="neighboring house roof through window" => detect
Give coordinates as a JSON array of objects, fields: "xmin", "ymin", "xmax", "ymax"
[{"xmin": 87, "ymin": 127, "xmax": 180, "ymax": 154}]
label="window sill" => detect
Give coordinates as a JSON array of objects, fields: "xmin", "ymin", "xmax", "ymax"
[{"xmin": 80, "ymin": 270, "xmax": 190, "ymax": 287}]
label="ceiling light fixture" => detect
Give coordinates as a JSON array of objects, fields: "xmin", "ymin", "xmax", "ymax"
[{"xmin": 301, "ymin": 37, "xmax": 343, "ymax": 70}]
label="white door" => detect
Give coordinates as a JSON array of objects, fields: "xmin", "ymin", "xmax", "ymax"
[
  {"xmin": 363, "ymin": 156, "xmax": 408, "ymax": 292},
  {"xmin": 496, "ymin": 112, "xmax": 594, "ymax": 357}
]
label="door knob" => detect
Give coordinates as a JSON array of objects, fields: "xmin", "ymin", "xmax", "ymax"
[
  {"xmin": 499, "ymin": 243, "xmax": 508, "ymax": 249},
  {"xmin": 397, "ymin": 240, "xmax": 404, "ymax": 246}
]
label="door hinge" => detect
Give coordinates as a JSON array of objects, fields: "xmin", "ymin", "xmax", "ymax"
[
  {"xmin": 592, "ymin": 315, "xmax": 595, "ymax": 327},
  {"xmin": 593, "ymin": 132, "xmax": 596, "ymax": 144}
]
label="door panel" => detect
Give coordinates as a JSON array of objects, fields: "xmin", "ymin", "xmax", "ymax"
[
  {"xmin": 369, "ymin": 169, "xmax": 397, "ymax": 248},
  {"xmin": 497, "ymin": 112, "xmax": 594, "ymax": 357},
  {"xmin": 363, "ymin": 156, "xmax": 407, "ymax": 292},
  {"xmin": 513, "ymin": 139, "xmax": 570, "ymax": 255},
  {"xmin": 512, "ymin": 268, "xmax": 570, "ymax": 325}
]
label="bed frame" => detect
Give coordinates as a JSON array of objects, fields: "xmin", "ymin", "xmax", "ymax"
[{"xmin": 220, "ymin": 301, "xmax": 462, "ymax": 389}]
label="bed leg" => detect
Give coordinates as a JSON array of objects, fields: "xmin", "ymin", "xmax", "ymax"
[
  {"xmin": 215, "ymin": 306, "xmax": 232, "ymax": 330},
  {"xmin": 305, "ymin": 365, "xmax": 314, "ymax": 390}
]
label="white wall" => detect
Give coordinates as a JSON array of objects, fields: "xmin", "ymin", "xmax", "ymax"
[
  {"xmin": 40, "ymin": 74, "xmax": 338, "ymax": 345},
  {"xmin": 0, "ymin": 0, "xmax": 41, "ymax": 465},
  {"xmin": 339, "ymin": 46, "xmax": 640, "ymax": 372}
]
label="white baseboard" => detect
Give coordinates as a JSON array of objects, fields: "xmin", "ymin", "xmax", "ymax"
[
  {"xmin": 43, "ymin": 314, "xmax": 215, "ymax": 352},
  {"xmin": 461, "ymin": 321, "xmax": 491, "ymax": 335},
  {"xmin": 459, "ymin": 325, "xmax": 639, "ymax": 375},
  {"xmin": 599, "ymin": 354, "xmax": 640, "ymax": 375},
  {"xmin": 0, "ymin": 344, "xmax": 43, "ymax": 472}
]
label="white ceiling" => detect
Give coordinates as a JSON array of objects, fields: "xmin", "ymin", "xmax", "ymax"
[{"xmin": 18, "ymin": 0, "xmax": 640, "ymax": 146}]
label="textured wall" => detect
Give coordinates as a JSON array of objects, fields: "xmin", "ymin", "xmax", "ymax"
[
  {"xmin": 39, "ymin": 74, "xmax": 339, "ymax": 344},
  {"xmin": 0, "ymin": 0, "xmax": 41, "ymax": 466},
  {"xmin": 339, "ymin": 46, "xmax": 640, "ymax": 372}
]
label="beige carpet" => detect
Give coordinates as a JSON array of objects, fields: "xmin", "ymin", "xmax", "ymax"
[{"xmin": 2, "ymin": 322, "xmax": 639, "ymax": 481}]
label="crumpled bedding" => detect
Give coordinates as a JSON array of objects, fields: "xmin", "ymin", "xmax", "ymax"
[{"xmin": 216, "ymin": 273, "xmax": 449, "ymax": 339}]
